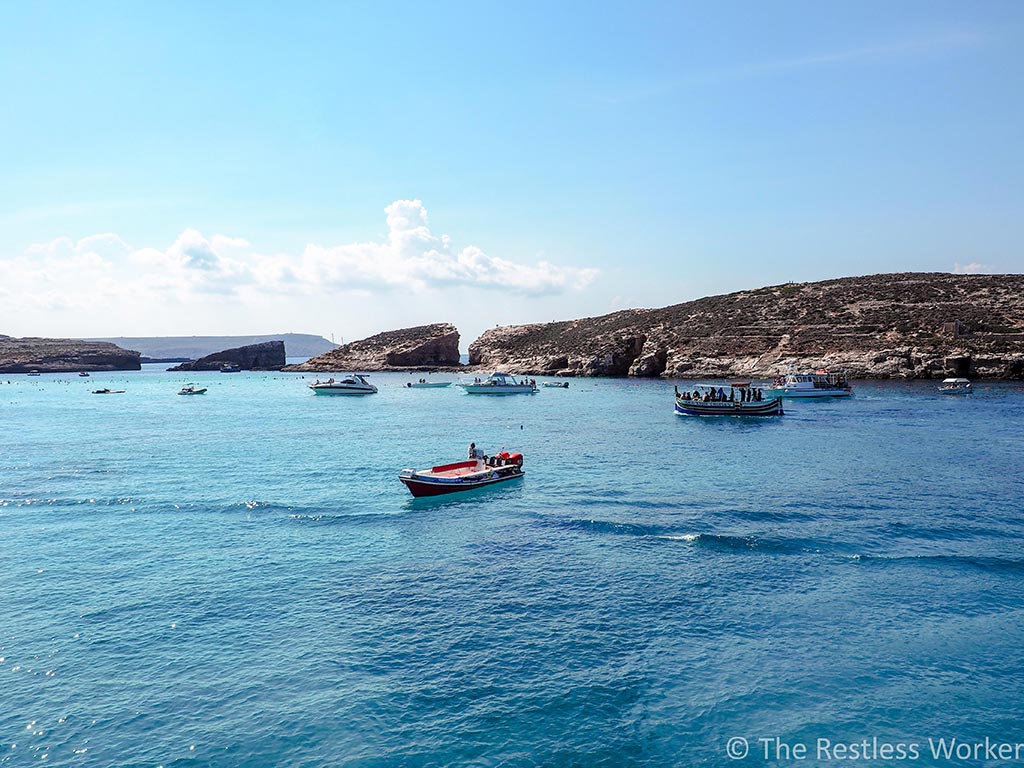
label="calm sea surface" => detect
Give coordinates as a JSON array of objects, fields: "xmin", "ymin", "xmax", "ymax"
[{"xmin": 2, "ymin": 366, "xmax": 1023, "ymax": 767}]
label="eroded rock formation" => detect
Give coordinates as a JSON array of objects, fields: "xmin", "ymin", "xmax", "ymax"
[
  {"xmin": 168, "ymin": 340, "xmax": 286, "ymax": 371},
  {"xmin": 285, "ymin": 323, "xmax": 460, "ymax": 372},
  {"xmin": 468, "ymin": 273, "xmax": 1024, "ymax": 379}
]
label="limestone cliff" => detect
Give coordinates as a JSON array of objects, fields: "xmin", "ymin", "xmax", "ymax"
[
  {"xmin": 0, "ymin": 336, "xmax": 141, "ymax": 373},
  {"xmin": 285, "ymin": 323, "xmax": 460, "ymax": 372},
  {"xmin": 168, "ymin": 340, "xmax": 286, "ymax": 371},
  {"xmin": 468, "ymin": 273, "xmax": 1024, "ymax": 379}
]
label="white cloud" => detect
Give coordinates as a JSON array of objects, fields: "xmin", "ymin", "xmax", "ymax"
[
  {"xmin": 3, "ymin": 200, "xmax": 597, "ymax": 316},
  {"xmin": 952, "ymin": 262, "xmax": 991, "ymax": 274}
]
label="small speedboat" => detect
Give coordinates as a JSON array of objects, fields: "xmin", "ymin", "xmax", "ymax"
[
  {"xmin": 78, "ymin": 371, "xmax": 90, "ymax": 377},
  {"xmin": 92, "ymin": 388, "xmax": 126, "ymax": 395},
  {"xmin": 399, "ymin": 451, "xmax": 525, "ymax": 497},
  {"xmin": 178, "ymin": 384, "xmax": 207, "ymax": 395},
  {"xmin": 220, "ymin": 364, "xmax": 242, "ymax": 373},
  {"xmin": 542, "ymin": 381, "xmax": 569, "ymax": 389},
  {"xmin": 309, "ymin": 374, "xmax": 377, "ymax": 395},
  {"xmin": 938, "ymin": 377, "xmax": 972, "ymax": 395},
  {"xmin": 27, "ymin": 371, "xmax": 41, "ymax": 376},
  {"xmin": 460, "ymin": 372, "xmax": 537, "ymax": 394},
  {"xmin": 406, "ymin": 380, "xmax": 451, "ymax": 388},
  {"xmin": 674, "ymin": 385, "xmax": 783, "ymax": 417}
]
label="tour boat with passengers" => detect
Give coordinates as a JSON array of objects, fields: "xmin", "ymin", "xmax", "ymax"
[
  {"xmin": 399, "ymin": 450, "xmax": 525, "ymax": 497},
  {"xmin": 178, "ymin": 383, "xmax": 208, "ymax": 395},
  {"xmin": 674, "ymin": 384, "xmax": 783, "ymax": 417},
  {"xmin": 768, "ymin": 371, "xmax": 852, "ymax": 398},
  {"xmin": 938, "ymin": 377, "xmax": 972, "ymax": 395},
  {"xmin": 309, "ymin": 374, "xmax": 378, "ymax": 395},
  {"xmin": 460, "ymin": 372, "xmax": 537, "ymax": 394}
]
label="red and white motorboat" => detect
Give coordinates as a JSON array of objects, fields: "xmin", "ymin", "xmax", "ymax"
[{"xmin": 399, "ymin": 451, "xmax": 525, "ymax": 497}]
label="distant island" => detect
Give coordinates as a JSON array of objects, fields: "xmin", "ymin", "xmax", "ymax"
[
  {"xmin": 0, "ymin": 336, "xmax": 141, "ymax": 373},
  {"xmin": 87, "ymin": 333, "xmax": 336, "ymax": 362}
]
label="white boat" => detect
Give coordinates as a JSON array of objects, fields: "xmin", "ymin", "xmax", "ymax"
[
  {"xmin": 938, "ymin": 377, "xmax": 972, "ymax": 395},
  {"xmin": 78, "ymin": 371, "xmax": 90, "ymax": 377},
  {"xmin": 178, "ymin": 383, "xmax": 208, "ymax": 395},
  {"xmin": 27, "ymin": 370, "xmax": 41, "ymax": 376},
  {"xmin": 459, "ymin": 372, "xmax": 537, "ymax": 395},
  {"xmin": 768, "ymin": 371, "xmax": 852, "ymax": 398},
  {"xmin": 406, "ymin": 380, "xmax": 451, "ymax": 389},
  {"xmin": 542, "ymin": 381, "xmax": 569, "ymax": 389},
  {"xmin": 309, "ymin": 374, "xmax": 377, "ymax": 395}
]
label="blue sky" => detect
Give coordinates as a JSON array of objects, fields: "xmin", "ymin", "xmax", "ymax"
[{"xmin": 1, "ymin": 1, "xmax": 1022, "ymax": 345}]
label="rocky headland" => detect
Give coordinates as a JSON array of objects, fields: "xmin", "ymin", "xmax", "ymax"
[
  {"xmin": 0, "ymin": 336, "xmax": 142, "ymax": 373},
  {"xmin": 168, "ymin": 340, "xmax": 286, "ymax": 371},
  {"xmin": 468, "ymin": 273, "xmax": 1024, "ymax": 379},
  {"xmin": 285, "ymin": 323, "xmax": 461, "ymax": 372}
]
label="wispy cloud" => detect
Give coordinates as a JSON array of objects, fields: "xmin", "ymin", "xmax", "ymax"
[
  {"xmin": 603, "ymin": 31, "xmax": 984, "ymax": 104},
  {"xmin": 1, "ymin": 201, "xmax": 599, "ymax": 314},
  {"xmin": 952, "ymin": 261, "xmax": 992, "ymax": 275}
]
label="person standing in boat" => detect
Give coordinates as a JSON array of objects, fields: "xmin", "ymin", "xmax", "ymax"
[{"xmin": 468, "ymin": 442, "xmax": 485, "ymax": 466}]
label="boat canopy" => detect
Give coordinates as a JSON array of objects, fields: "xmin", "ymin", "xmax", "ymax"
[{"xmin": 941, "ymin": 378, "xmax": 970, "ymax": 383}]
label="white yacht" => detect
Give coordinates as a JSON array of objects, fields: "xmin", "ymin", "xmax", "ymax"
[
  {"xmin": 769, "ymin": 371, "xmax": 852, "ymax": 398},
  {"xmin": 460, "ymin": 372, "xmax": 537, "ymax": 395},
  {"xmin": 309, "ymin": 375, "xmax": 378, "ymax": 395}
]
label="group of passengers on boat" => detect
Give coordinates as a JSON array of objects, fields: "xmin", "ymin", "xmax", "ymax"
[{"xmin": 676, "ymin": 386, "xmax": 766, "ymax": 403}]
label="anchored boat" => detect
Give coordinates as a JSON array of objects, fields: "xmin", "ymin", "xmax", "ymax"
[
  {"xmin": 938, "ymin": 377, "xmax": 972, "ymax": 395},
  {"xmin": 399, "ymin": 451, "xmax": 525, "ymax": 497},
  {"xmin": 309, "ymin": 375, "xmax": 378, "ymax": 395},
  {"xmin": 460, "ymin": 372, "xmax": 537, "ymax": 394},
  {"xmin": 542, "ymin": 381, "xmax": 569, "ymax": 388},
  {"xmin": 92, "ymin": 388, "xmax": 126, "ymax": 395},
  {"xmin": 406, "ymin": 379, "xmax": 451, "ymax": 388},
  {"xmin": 178, "ymin": 383, "xmax": 208, "ymax": 395},
  {"xmin": 769, "ymin": 371, "xmax": 852, "ymax": 398},
  {"xmin": 220, "ymin": 364, "xmax": 242, "ymax": 373},
  {"xmin": 674, "ymin": 385, "xmax": 783, "ymax": 417}
]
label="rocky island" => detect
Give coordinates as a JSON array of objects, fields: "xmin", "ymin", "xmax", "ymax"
[
  {"xmin": 469, "ymin": 273, "xmax": 1024, "ymax": 379},
  {"xmin": 0, "ymin": 336, "xmax": 142, "ymax": 373},
  {"xmin": 285, "ymin": 323, "xmax": 461, "ymax": 372},
  {"xmin": 168, "ymin": 340, "xmax": 286, "ymax": 371}
]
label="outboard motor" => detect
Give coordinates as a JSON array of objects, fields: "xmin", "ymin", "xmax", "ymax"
[{"xmin": 507, "ymin": 452, "xmax": 524, "ymax": 467}]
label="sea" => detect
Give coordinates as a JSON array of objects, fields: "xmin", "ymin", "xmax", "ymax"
[{"xmin": 2, "ymin": 365, "xmax": 1023, "ymax": 767}]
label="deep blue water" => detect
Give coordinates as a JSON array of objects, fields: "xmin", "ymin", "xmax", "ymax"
[{"xmin": 2, "ymin": 368, "xmax": 1024, "ymax": 766}]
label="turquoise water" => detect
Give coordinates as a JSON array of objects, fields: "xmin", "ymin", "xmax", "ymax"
[{"xmin": 2, "ymin": 367, "xmax": 1024, "ymax": 766}]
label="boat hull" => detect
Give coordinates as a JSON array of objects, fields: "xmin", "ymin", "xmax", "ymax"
[
  {"xmin": 310, "ymin": 386, "xmax": 377, "ymax": 395},
  {"xmin": 766, "ymin": 388, "xmax": 851, "ymax": 399},
  {"xmin": 675, "ymin": 397, "xmax": 783, "ymax": 417},
  {"xmin": 461, "ymin": 385, "xmax": 536, "ymax": 394},
  {"xmin": 399, "ymin": 467, "xmax": 524, "ymax": 497},
  {"xmin": 409, "ymin": 382, "xmax": 451, "ymax": 388}
]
